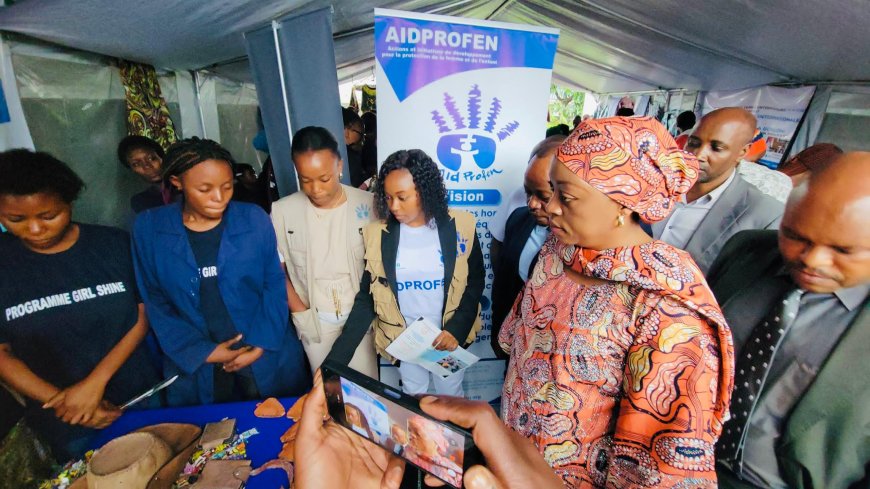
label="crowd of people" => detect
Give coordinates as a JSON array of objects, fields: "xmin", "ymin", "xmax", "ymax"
[{"xmin": 0, "ymin": 102, "xmax": 866, "ymax": 489}]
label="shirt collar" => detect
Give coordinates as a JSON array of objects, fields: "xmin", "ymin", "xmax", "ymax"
[
  {"xmin": 776, "ymin": 265, "xmax": 870, "ymax": 311},
  {"xmin": 680, "ymin": 169, "xmax": 737, "ymax": 208},
  {"xmin": 834, "ymin": 283, "xmax": 870, "ymax": 311}
]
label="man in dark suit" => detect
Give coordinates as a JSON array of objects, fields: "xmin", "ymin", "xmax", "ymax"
[
  {"xmin": 490, "ymin": 135, "xmax": 564, "ymax": 358},
  {"xmin": 707, "ymin": 152, "xmax": 870, "ymax": 488},
  {"xmin": 651, "ymin": 108, "xmax": 783, "ymax": 273}
]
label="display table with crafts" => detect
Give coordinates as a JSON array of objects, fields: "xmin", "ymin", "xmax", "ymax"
[{"xmin": 45, "ymin": 397, "xmax": 301, "ymax": 489}]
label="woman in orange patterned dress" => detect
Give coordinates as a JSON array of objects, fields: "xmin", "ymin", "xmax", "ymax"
[{"xmin": 499, "ymin": 116, "xmax": 734, "ymax": 488}]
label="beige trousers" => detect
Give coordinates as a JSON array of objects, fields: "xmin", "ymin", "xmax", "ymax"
[{"xmin": 292, "ymin": 309, "xmax": 378, "ymax": 379}]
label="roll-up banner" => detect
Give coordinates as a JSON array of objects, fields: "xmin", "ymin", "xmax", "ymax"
[{"xmin": 375, "ymin": 8, "xmax": 559, "ymax": 401}]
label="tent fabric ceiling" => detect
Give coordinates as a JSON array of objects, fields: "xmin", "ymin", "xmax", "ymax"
[{"xmin": 0, "ymin": 0, "xmax": 867, "ymax": 93}]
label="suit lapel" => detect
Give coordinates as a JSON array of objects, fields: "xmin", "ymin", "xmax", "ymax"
[
  {"xmin": 514, "ymin": 211, "xmax": 538, "ymax": 252},
  {"xmin": 438, "ymin": 214, "xmax": 457, "ymax": 307},
  {"xmin": 778, "ymin": 298, "xmax": 870, "ymax": 456},
  {"xmin": 720, "ymin": 273, "xmax": 793, "ymax": 351},
  {"xmin": 382, "ymin": 220, "xmax": 400, "ymax": 296},
  {"xmin": 684, "ymin": 175, "xmax": 749, "ymax": 262},
  {"xmin": 505, "ymin": 209, "xmax": 537, "ymax": 276}
]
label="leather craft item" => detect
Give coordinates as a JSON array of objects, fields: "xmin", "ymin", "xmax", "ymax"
[
  {"xmin": 70, "ymin": 423, "xmax": 201, "ymax": 489},
  {"xmin": 279, "ymin": 423, "xmax": 299, "ymax": 444},
  {"xmin": 253, "ymin": 397, "xmax": 285, "ymax": 418},
  {"xmin": 278, "ymin": 441, "xmax": 295, "ymax": 462},
  {"xmin": 189, "ymin": 460, "xmax": 252, "ymax": 489},
  {"xmin": 286, "ymin": 394, "xmax": 307, "ymax": 421},
  {"xmin": 200, "ymin": 418, "xmax": 236, "ymax": 452}
]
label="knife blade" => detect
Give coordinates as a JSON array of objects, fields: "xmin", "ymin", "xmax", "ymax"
[{"xmin": 120, "ymin": 374, "xmax": 179, "ymax": 410}]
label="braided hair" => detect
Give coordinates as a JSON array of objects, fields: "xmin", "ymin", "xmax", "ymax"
[
  {"xmin": 162, "ymin": 137, "xmax": 235, "ymax": 184},
  {"xmin": 374, "ymin": 149, "xmax": 449, "ymax": 223}
]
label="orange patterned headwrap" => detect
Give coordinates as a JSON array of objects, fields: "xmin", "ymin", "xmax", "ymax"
[{"xmin": 556, "ymin": 116, "xmax": 698, "ymax": 223}]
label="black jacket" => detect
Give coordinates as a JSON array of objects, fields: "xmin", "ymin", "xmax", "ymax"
[{"xmin": 490, "ymin": 206, "xmax": 539, "ymax": 358}]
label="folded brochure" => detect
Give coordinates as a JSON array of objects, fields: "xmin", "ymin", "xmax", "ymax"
[{"xmin": 385, "ymin": 317, "xmax": 479, "ymax": 378}]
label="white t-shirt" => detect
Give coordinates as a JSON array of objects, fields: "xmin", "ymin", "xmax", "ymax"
[{"xmin": 395, "ymin": 222, "xmax": 444, "ymax": 327}]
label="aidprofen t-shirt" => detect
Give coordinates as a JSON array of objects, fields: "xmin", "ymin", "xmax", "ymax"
[
  {"xmin": 0, "ymin": 224, "xmax": 158, "ymax": 407},
  {"xmin": 395, "ymin": 222, "xmax": 444, "ymax": 327}
]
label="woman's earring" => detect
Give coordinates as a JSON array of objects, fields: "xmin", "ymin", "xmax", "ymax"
[{"xmin": 616, "ymin": 215, "xmax": 625, "ymax": 227}]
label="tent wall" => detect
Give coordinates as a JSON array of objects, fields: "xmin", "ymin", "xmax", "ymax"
[
  {"xmin": 245, "ymin": 24, "xmax": 298, "ymax": 196},
  {"xmin": 213, "ymin": 74, "xmax": 262, "ymax": 170},
  {"xmin": 245, "ymin": 8, "xmax": 351, "ymax": 197},
  {"xmin": 10, "ymin": 40, "xmax": 142, "ymax": 229},
  {"xmin": 799, "ymin": 85, "xmax": 870, "ymax": 154},
  {"xmin": 598, "ymin": 82, "xmax": 870, "ymax": 160},
  {"xmin": 6, "ymin": 37, "xmax": 263, "ymax": 229}
]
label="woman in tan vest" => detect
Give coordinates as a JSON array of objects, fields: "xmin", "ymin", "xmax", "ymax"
[
  {"xmin": 271, "ymin": 127, "xmax": 378, "ymax": 378},
  {"xmin": 327, "ymin": 149, "xmax": 484, "ymax": 396}
]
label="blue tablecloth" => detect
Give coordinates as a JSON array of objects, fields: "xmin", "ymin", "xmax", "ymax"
[{"xmin": 92, "ymin": 397, "xmax": 299, "ymax": 489}]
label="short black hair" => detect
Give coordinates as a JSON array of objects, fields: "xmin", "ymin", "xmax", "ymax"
[
  {"xmin": 291, "ymin": 126, "xmax": 341, "ymax": 159},
  {"xmin": 117, "ymin": 135, "xmax": 165, "ymax": 167},
  {"xmin": 545, "ymin": 124, "xmax": 570, "ymax": 138},
  {"xmin": 0, "ymin": 149, "xmax": 85, "ymax": 203},
  {"xmin": 374, "ymin": 149, "xmax": 448, "ymax": 223},
  {"xmin": 676, "ymin": 111, "xmax": 697, "ymax": 131},
  {"xmin": 342, "ymin": 107, "xmax": 362, "ymax": 129},
  {"xmin": 529, "ymin": 135, "xmax": 567, "ymax": 162},
  {"xmin": 616, "ymin": 107, "xmax": 635, "ymax": 117},
  {"xmin": 162, "ymin": 137, "xmax": 235, "ymax": 183}
]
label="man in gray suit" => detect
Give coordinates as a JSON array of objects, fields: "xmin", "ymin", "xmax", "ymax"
[
  {"xmin": 707, "ymin": 153, "xmax": 870, "ymax": 488},
  {"xmin": 652, "ymin": 108, "xmax": 783, "ymax": 273}
]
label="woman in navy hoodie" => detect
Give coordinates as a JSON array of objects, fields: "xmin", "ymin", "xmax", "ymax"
[{"xmin": 132, "ymin": 138, "xmax": 310, "ymax": 406}]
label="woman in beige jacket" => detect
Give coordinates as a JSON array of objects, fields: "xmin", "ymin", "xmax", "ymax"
[{"xmin": 271, "ymin": 126, "xmax": 378, "ymax": 377}]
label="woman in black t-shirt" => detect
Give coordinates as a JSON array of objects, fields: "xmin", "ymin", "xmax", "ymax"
[{"xmin": 0, "ymin": 150, "xmax": 159, "ymax": 460}]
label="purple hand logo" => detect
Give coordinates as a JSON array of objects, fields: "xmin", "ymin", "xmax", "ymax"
[
  {"xmin": 431, "ymin": 85, "xmax": 519, "ymax": 171},
  {"xmin": 456, "ymin": 232, "xmax": 469, "ymax": 256}
]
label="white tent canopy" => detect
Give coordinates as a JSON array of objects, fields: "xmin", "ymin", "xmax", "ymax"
[
  {"xmin": 0, "ymin": 0, "xmax": 867, "ymax": 93},
  {"xmin": 0, "ymin": 1, "xmax": 866, "ymax": 230}
]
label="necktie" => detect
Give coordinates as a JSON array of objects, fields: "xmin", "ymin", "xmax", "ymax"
[{"xmin": 716, "ymin": 287, "xmax": 806, "ymax": 472}]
